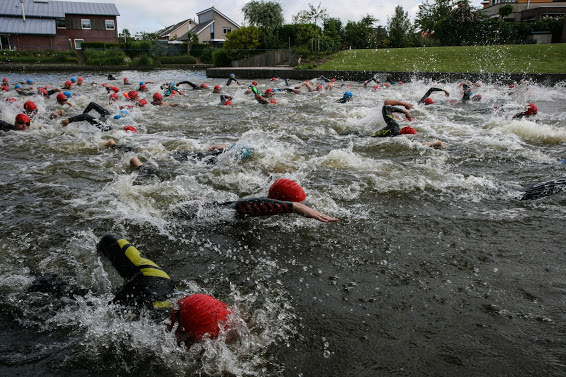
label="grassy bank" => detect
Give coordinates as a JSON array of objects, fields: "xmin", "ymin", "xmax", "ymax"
[{"xmin": 316, "ymin": 44, "xmax": 566, "ymax": 74}]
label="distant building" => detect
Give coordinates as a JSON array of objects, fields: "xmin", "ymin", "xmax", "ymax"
[
  {"xmin": 156, "ymin": 7, "xmax": 240, "ymax": 47},
  {"xmin": 0, "ymin": 0, "xmax": 119, "ymax": 51},
  {"xmin": 155, "ymin": 18, "xmax": 197, "ymax": 44},
  {"xmin": 480, "ymin": 0, "xmax": 566, "ymax": 22}
]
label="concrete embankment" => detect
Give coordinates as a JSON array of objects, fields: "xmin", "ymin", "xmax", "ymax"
[{"xmin": 207, "ymin": 67, "xmax": 566, "ymax": 85}]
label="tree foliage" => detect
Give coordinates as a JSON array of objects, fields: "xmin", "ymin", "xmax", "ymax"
[
  {"xmin": 388, "ymin": 6, "xmax": 413, "ymax": 48},
  {"xmin": 343, "ymin": 15, "xmax": 384, "ymax": 49},
  {"xmin": 224, "ymin": 26, "xmax": 263, "ymax": 59},
  {"xmin": 242, "ymin": 1, "xmax": 284, "ymax": 29},
  {"xmin": 292, "ymin": 2, "xmax": 329, "ymax": 27}
]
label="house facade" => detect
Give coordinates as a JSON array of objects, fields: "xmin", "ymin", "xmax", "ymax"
[
  {"xmin": 480, "ymin": 0, "xmax": 566, "ymax": 22},
  {"xmin": 191, "ymin": 7, "xmax": 240, "ymax": 47},
  {"xmin": 156, "ymin": 7, "xmax": 240, "ymax": 48},
  {"xmin": 0, "ymin": 0, "xmax": 119, "ymax": 51},
  {"xmin": 155, "ymin": 18, "xmax": 197, "ymax": 43}
]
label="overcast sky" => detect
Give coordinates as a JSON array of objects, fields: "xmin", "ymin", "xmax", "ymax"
[{"xmin": 88, "ymin": 0, "xmax": 484, "ymax": 35}]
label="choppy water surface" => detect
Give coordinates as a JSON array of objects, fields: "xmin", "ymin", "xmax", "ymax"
[{"xmin": 1, "ymin": 69, "xmax": 566, "ymax": 376}]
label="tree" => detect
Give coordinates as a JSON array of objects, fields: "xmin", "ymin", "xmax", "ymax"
[
  {"xmin": 119, "ymin": 29, "xmax": 131, "ymax": 43},
  {"xmin": 388, "ymin": 6, "xmax": 413, "ymax": 48},
  {"xmin": 498, "ymin": 5, "xmax": 514, "ymax": 36},
  {"xmin": 242, "ymin": 1, "xmax": 284, "ymax": 29},
  {"xmin": 224, "ymin": 26, "xmax": 262, "ymax": 60},
  {"xmin": 343, "ymin": 15, "xmax": 379, "ymax": 49},
  {"xmin": 414, "ymin": 0, "xmax": 452, "ymax": 34},
  {"xmin": 292, "ymin": 2, "xmax": 328, "ymax": 27}
]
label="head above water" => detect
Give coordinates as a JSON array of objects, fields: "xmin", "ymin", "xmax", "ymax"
[
  {"xmin": 343, "ymin": 91, "xmax": 353, "ymax": 100},
  {"xmin": 268, "ymin": 179, "xmax": 306, "ymax": 202},
  {"xmin": 15, "ymin": 113, "xmax": 31, "ymax": 130},
  {"xmin": 424, "ymin": 97, "xmax": 434, "ymax": 105}
]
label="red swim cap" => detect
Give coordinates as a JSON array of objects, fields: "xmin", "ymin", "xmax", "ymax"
[
  {"xmin": 5, "ymin": 97, "xmax": 16, "ymax": 103},
  {"xmin": 332, "ymin": 78, "xmax": 337, "ymax": 82},
  {"xmin": 2, "ymin": 85, "xmax": 9, "ymax": 91},
  {"xmin": 268, "ymin": 178, "xmax": 306, "ymax": 202},
  {"xmin": 384, "ymin": 83, "xmax": 390, "ymax": 87},
  {"xmin": 139, "ymin": 84, "xmax": 147, "ymax": 90},
  {"xmin": 64, "ymin": 80, "xmax": 72, "ymax": 88},
  {"xmin": 269, "ymin": 99, "xmax": 277, "ymax": 104},
  {"xmin": 123, "ymin": 125, "xmax": 138, "ymax": 133},
  {"xmin": 271, "ymin": 77, "xmax": 277, "ymax": 81},
  {"xmin": 23, "ymin": 101, "xmax": 37, "ymax": 112},
  {"xmin": 265, "ymin": 89, "xmax": 273, "ymax": 94},
  {"xmin": 173, "ymin": 294, "xmax": 231, "ymax": 343},
  {"xmin": 56, "ymin": 93, "xmax": 68, "ymax": 101},
  {"xmin": 214, "ymin": 85, "xmax": 221, "ymax": 90},
  {"xmin": 37, "ymin": 87, "xmax": 47, "ymax": 95},
  {"xmin": 399, "ymin": 81, "xmax": 404, "ymax": 84},
  {"xmin": 77, "ymin": 77, "xmax": 83, "ymax": 83},
  {"xmin": 109, "ymin": 93, "xmax": 118, "ymax": 101},
  {"xmin": 372, "ymin": 85, "xmax": 379, "ymax": 91},
  {"xmin": 153, "ymin": 93, "xmax": 163, "ymax": 101},
  {"xmin": 424, "ymin": 98, "xmax": 434, "ymax": 105},
  {"xmin": 128, "ymin": 90, "xmax": 138, "ymax": 100},
  {"xmin": 509, "ymin": 84, "xmax": 515, "ymax": 89},
  {"xmin": 138, "ymin": 99, "xmax": 148, "ymax": 106},
  {"xmin": 525, "ymin": 103, "xmax": 537, "ymax": 115},
  {"xmin": 252, "ymin": 81, "xmax": 258, "ymax": 86},
  {"xmin": 16, "ymin": 113, "xmax": 31, "ymax": 124},
  {"xmin": 400, "ymin": 126, "xmax": 417, "ymax": 135},
  {"xmin": 224, "ymin": 100, "xmax": 232, "ymax": 106},
  {"xmin": 201, "ymin": 83, "xmax": 208, "ymax": 89},
  {"xmin": 124, "ymin": 77, "xmax": 129, "ymax": 83},
  {"xmin": 111, "ymin": 86, "xmax": 120, "ymax": 93}
]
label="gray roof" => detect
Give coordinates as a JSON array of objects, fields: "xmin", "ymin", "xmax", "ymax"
[
  {"xmin": 0, "ymin": 16, "xmax": 55, "ymax": 34},
  {"xmin": 155, "ymin": 18, "xmax": 193, "ymax": 39},
  {"xmin": 190, "ymin": 21, "xmax": 213, "ymax": 36},
  {"xmin": 0, "ymin": 0, "xmax": 119, "ymax": 18}
]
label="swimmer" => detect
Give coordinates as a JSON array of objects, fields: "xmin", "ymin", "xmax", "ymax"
[
  {"xmin": 175, "ymin": 81, "xmax": 206, "ymax": 92},
  {"xmin": 418, "ymin": 87, "xmax": 450, "ymax": 105},
  {"xmin": 97, "ymin": 234, "xmax": 235, "ymax": 346},
  {"xmin": 370, "ymin": 100, "xmax": 414, "ymax": 137},
  {"xmin": 170, "ymin": 178, "xmax": 339, "ymax": 223},
  {"xmin": 220, "ymin": 94, "xmax": 233, "ymax": 106},
  {"xmin": 37, "ymin": 86, "xmax": 61, "ymax": 98},
  {"xmin": 244, "ymin": 82, "xmax": 260, "ymax": 95},
  {"xmin": 460, "ymin": 82, "xmax": 482, "ymax": 102},
  {"xmin": 213, "ymin": 85, "xmax": 222, "ymax": 93},
  {"xmin": 107, "ymin": 74, "xmax": 117, "ymax": 80},
  {"xmin": 226, "ymin": 73, "xmax": 240, "ymax": 86},
  {"xmin": 0, "ymin": 113, "xmax": 31, "ymax": 131},
  {"xmin": 23, "ymin": 101, "xmax": 38, "ymax": 118},
  {"xmin": 512, "ymin": 103, "xmax": 538, "ymax": 119},
  {"xmin": 50, "ymin": 92, "xmax": 76, "ymax": 118},
  {"xmin": 14, "ymin": 84, "xmax": 35, "ymax": 96},
  {"xmin": 520, "ymin": 177, "xmax": 566, "ymax": 200},
  {"xmin": 60, "ymin": 101, "xmax": 113, "ymax": 130},
  {"xmin": 254, "ymin": 93, "xmax": 277, "ymax": 105},
  {"xmin": 151, "ymin": 92, "xmax": 183, "ymax": 107},
  {"xmin": 337, "ymin": 91, "xmax": 353, "ymax": 103},
  {"xmin": 63, "ymin": 80, "xmax": 72, "ymax": 90},
  {"xmin": 123, "ymin": 77, "xmax": 130, "ymax": 85}
]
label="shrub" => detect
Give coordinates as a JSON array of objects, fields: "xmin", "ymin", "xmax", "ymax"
[
  {"xmin": 84, "ymin": 48, "xmax": 126, "ymax": 66},
  {"xmin": 159, "ymin": 55, "xmax": 197, "ymax": 64},
  {"xmin": 199, "ymin": 48, "xmax": 215, "ymax": 64},
  {"xmin": 0, "ymin": 49, "xmax": 79, "ymax": 63},
  {"xmin": 131, "ymin": 55, "xmax": 155, "ymax": 66},
  {"xmin": 212, "ymin": 49, "xmax": 232, "ymax": 67},
  {"xmin": 190, "ymin": 43, "xmax": 209, "ymax": 58}
]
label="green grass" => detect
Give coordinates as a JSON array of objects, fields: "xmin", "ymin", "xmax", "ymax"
[{"xmin": 316, "ymin": 44, "xmax": 566, "ymax": 74}]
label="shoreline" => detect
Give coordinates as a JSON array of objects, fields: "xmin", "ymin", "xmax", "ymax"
[{"xmin": 2, "ymin": 63, "xmax": 565, "ymax": 85}]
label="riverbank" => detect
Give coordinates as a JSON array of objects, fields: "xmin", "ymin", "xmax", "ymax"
[
  {"xmin": 206, "ymin": 67, "xmax": 566, "ymax": 85},
  {"xmin": 3, "ymin": 62, "xmax": 566, "ymax": 86}
]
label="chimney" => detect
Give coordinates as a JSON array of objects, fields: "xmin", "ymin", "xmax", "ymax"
[{"xmin": 21, "ymin": 0, "xmax": 26, "ymax": 22}]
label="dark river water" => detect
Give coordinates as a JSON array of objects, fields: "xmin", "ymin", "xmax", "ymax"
[{"xmin": 1, "ymin": 69, "xmax": 566, "ymax": 376}]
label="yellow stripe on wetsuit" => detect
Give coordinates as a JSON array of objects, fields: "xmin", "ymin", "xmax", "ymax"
[{"xmin": 117, "ymin": 238, "xmax": 171, "ymax": 280}]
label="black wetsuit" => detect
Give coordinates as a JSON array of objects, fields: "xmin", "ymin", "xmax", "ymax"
[
  {"xmin": 0, "ymin": 120, "xmax": 15, "ymax": 131},
  {"xmin": 220, "ymin": 94, "xmax": 232, "ymax": 105},
  {"xmin": 176, "ymin": 81, "xmax": 199, "ymax": 90},
  {"xmin": 67, "ymin": 102, "xmax": 112, "ymax": 130},
  {"xmin": 370, "ymin": 106, "xmax": 406, "ymax": 137},
  {"xmin": 97, "ymin": 234, "xmax": 175, "ymax": 309},
  {"xmin": 418, "ymin": 87, "xmax": 445, "ymax": 104},
  {"xmin": 226, "ymin": 77, "xmax": 239, "ymax": 86},
  {"xmin": 520, "ymin": 177, "xmax": 566, "ymax": 200},
  {"xmin": 172, "ymin": 148, "xmax": 226, "ymax": 165}
]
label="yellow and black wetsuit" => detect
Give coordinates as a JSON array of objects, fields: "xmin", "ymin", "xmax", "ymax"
[
  {"xmin": 370, "ymin": 105, "xmax": 406, "ymax": 137},
  {"xmin": 97, "ymin": 234, "xmax": 175, "ymax": 310}
]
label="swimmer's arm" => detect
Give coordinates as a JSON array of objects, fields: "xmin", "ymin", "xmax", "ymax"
[
  {"xmin": 207, "ymin": 144, "xmax": 230, "ymax": 151},
  {"xmin": 233, "ymin": 198, "xmax": 338, "ymax": 222},
  {"xmin": 292, "ymin": 202, "xmax": 339, "ymax": 222},
  {"xmin": 384, "ymin": 100, "xmax": 414, "ymax": 110}
]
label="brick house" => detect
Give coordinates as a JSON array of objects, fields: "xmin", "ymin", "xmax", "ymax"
[{"xmin": 0, "ymin": 0, "xmax": 119, "ymax": 51}]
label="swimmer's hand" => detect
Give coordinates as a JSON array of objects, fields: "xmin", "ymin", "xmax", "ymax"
[{"xmin": 292, "ymin": 202, "xmax": 339, "ymax": 223}]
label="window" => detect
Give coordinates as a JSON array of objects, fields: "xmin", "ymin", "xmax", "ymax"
[
  {"xmin": 81, "ymin": 19, "xmax": 91, "ymax": 29},
  {"xmin": 105, "ymin": 19, "xmax": 115, "ymax": 30},
  {"xmin": 74, "ymin": 39, "xmax": 84, "ymax": 49},
  {"xmin": 223, "ymin": 27, "xmax": 231, "ymax": 35},
  {"xmin": 56, "ymin": 18, "xmax": 66, "ymax": 28}
]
